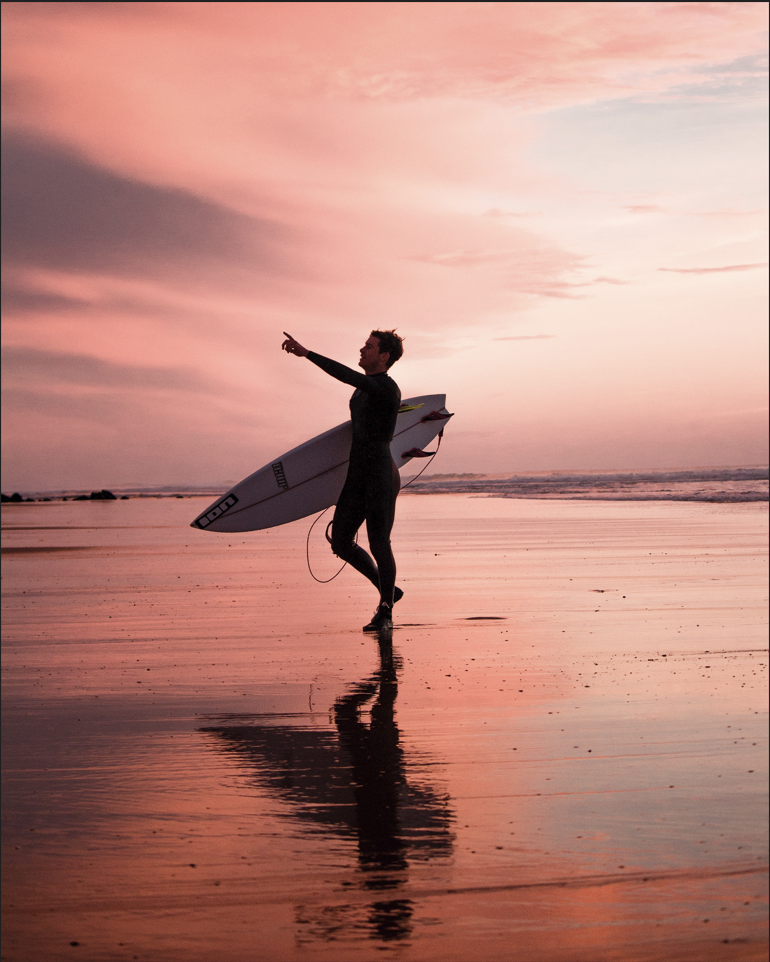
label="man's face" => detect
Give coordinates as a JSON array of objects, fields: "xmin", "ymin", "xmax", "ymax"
[{"xmin": 359, "ymin": 335, "xmax": 386, "ymax": 373}]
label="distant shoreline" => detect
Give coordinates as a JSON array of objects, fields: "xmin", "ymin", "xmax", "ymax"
[{"xmin": 2, "ymin": 466, "xmax": 767, "ymax": 504}]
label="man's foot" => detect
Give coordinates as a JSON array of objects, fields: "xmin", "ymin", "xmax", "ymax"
[
  {"xmin": 394, "ymin": 586, "xmax": 404, "ymax": 604},
  {"xmin": 363, "ymin": 604, "xmax": 393, "ymax": 632}
]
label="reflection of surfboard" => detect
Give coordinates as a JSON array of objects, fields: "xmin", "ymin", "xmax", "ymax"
[{"xmin": 191, "ymin": 394, "xmax": 452, "ymax": 533}]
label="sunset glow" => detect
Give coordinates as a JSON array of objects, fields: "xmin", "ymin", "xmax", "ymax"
[{"xmin": 2, "ymin": 2, "xmax": 767, "ymax": 491}]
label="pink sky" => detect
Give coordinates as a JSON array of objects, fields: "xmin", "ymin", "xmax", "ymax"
[{"xmin": 2, "ymin": 1, "xmax": 768, "ymax": 491}]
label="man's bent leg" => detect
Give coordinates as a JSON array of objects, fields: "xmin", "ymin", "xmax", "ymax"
[{"xmin": 331, "ymin": 482, "xmax": 380, "ymax": 589}]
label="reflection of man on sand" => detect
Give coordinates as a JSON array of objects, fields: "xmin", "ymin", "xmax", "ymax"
[
  {"xmin": 282, "ymin": 330, "xmax": 404, "ymax": 632},
  {"xmin": 333, "ymin": 638, "xmax": 412, "ymax": 939},
  {"xmin": 334, "ymin": 639, "xmax": 406, "ymax": 877},
  {"xmin": 199, "ymin": 639, "xmax": 454, "ymax": 944}
]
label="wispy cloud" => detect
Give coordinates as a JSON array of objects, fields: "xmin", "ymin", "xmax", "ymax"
[
  {"xmin": 592, "ymin": 276, "xmax": 629, "ymax": 285},
  {"xmin": 411, "ymin": 249, "xmax": 515, "ymax": 268},
  {"xmin": 493, "ymin": 335, "xmax": 555, "ymax": 341},
  {"xmin": 1, "ymin": 346, "xmax": 224, "ymax": 395},
  {"xmin": 623, "ymin": 204, "xmax": 664, "ymax": 213},
  {"xmin": 1, "ymin": 282, "xmax": 89, "ymax": 316},
  {"xmin": 659, "ymin": 263, "xmax": 768, "ymax": 274},
  {"xmin": 483, "ymin": 209, "xmax": 541, "ymax": 219},
  {"xmin": 690, "ymin": 209, "xmax": 766, "ymax": 218},
  {"xmin": 409, "ymin": 244, "xmax": 588, "ymax": 299}
]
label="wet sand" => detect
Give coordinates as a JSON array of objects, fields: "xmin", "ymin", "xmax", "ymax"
[{"xmin": 2, "ymin": 495, "xmax": 767, "ymax": 961}]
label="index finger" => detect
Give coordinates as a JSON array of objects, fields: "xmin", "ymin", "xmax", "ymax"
[{"xmin": 282, "ymin": 332, "xmax": 293, "ymax": 339}]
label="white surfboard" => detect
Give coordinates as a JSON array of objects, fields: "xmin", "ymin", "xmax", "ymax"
[{"xmin": 191, "ymin": 395, "xmax": 452, "ymax": 533}]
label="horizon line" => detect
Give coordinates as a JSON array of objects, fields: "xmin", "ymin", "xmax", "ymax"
[{"xmin": 3, "ymin": 464, "xmax": 768, "ymax": 498}]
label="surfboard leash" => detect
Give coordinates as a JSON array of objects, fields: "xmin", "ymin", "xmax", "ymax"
[
  {"xmin": 400, "ymin": 428, "xmax": 443, "ymax": 489},
  {"xmin": 305, "ymin": 507, "xmax": 357, "ymax": 583},
  {"xmin": 305, "ymin": 429, "xmax": 443, "ymax": 583}
]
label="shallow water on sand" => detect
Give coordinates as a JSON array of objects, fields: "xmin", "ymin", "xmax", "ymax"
[{"xmin": 2, "ymin": 496, "xmax": 768, "ymax": 961}]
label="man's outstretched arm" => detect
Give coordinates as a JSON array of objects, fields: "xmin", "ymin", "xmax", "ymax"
[{"xmin": 282, "ymin": 332, "xmax": 375, "ymax": 391}]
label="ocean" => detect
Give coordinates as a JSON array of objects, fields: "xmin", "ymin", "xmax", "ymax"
[{"xmin": 402, "ymin": 466, "xmax": 768, "ymax": 503}]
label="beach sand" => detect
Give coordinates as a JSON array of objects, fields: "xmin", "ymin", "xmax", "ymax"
[{"xmin": 2, "ymin": 494, "xmax": 767, "ymax": 961}]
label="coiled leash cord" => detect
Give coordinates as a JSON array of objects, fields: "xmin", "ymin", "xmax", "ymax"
[
  {"xmin": 305, "ymin": 509, "xmax": 353, "ymax": 584},
  {"xmin": 305, "ymin": 431, "xmax": 443, "ymax": 583}
]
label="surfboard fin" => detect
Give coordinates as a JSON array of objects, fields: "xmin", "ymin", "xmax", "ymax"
[
  {"xmin": 420, "ymin": 410, "xmax": 453, "ymax": 422},
  {"xmin": 401, "ymin": 447, "xmax": 436, "ymax": 459}
]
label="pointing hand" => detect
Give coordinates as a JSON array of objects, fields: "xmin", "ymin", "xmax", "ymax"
[{"xmin": 282, "ymin": 332, "xmax": 309, "ymax": 358}]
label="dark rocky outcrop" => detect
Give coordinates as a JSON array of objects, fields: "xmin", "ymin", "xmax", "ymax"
[
  {"xmin": 72, "ymin": 490, "xmax": 118, "ymax": 501},
  {"xmin": 3, "ymin": 489, "xmax": 123, "ymax": 502}
]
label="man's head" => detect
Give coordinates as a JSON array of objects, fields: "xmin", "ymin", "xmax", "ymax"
[{"xmin": 359, "ymin": 329, "xmax": 404, "ymax": 374}]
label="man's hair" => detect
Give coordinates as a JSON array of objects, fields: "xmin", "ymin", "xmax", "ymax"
[{"xmin": 371, "ymin": 329, "xmax": 404, "ymax": 368}]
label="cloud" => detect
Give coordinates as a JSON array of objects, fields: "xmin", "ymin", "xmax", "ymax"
[
  {"xmin": 1, "ymin": 282, "xmax": 89, "ymax": 315},
  {"xmin": 3, "ymin": 2, "xmax": 766, "ymax": 130},
  {"xmin": 592, "ymin": 276, "xmax": 629, "ymax": 285},
  {"xmin": 1, "ymin": 131, "xmax": 298, "ymax": 285},
  {"xmin": 257, "ymin": 2, "xmax": 767, "ymax": 106},
  {"xmin": 656, "ymin": 50, "xmax": 769, "ymax": 105},
  {"xmin": 411, "ymin": 249, "xmax": 517, "ymax": 267},
  {"xmin": 492, "ymin": 335, "xmax": 555, "ymax": 341},
  {"xmin": 1, "ymin": 346, "xmax": 223, "ymax": 395},
  {"xmin": 690, "ymin": 209, "xmax": 766, "ymax": 218},
  {"xmin": 483, "ymin": 208, "xmax": 541, "ymax": 219},
  {"xmin": 622, "ymin": 204, "xmax": 664, "ymax": 213},
  {"xmin": 658, "ymin": 263, "xmax": 768, "ymax": 274},
  {"xmin": 408, "ymin": 243, "xmax": 588, "ymax": 299}
]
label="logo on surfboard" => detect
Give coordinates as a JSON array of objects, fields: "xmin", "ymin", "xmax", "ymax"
[
  {"xmin": 272, "ymin": 461, "xmax": 289, "ymax": 490},
  {"xmin": 194, "ymin": 493, "xmax": 239, "ymax": 528}
]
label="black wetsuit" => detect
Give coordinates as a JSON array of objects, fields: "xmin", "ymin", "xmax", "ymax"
[{"xmin": 307, "ymin": 352, "xmax": 401, "ymax": 605}]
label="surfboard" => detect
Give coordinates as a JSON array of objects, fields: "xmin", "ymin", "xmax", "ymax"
[{"xmin": 191, "ymin": 394, "xmax": 452, "ymax": 533}]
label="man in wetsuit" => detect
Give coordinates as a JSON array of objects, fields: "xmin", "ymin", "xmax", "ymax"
[{"xmin": 281, "ymin": 330, "xmax": 404, "ymax": 632}]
